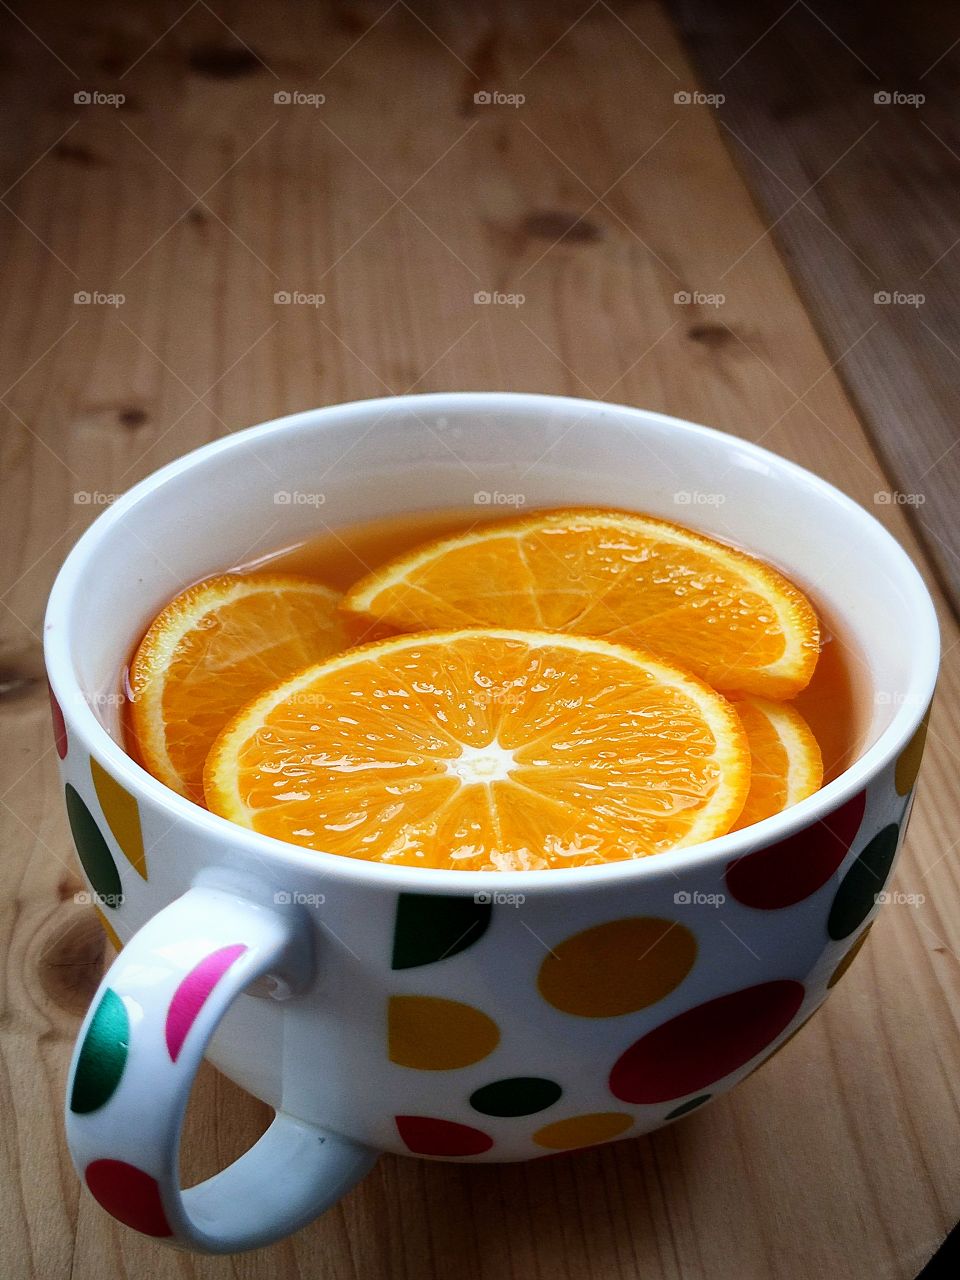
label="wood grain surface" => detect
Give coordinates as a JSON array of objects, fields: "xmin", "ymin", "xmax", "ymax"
[
  {"xmin": 671, "ymin": 0, "xmax": 960, "ymax": 616},
  {"xmin": 1, "ymin": 2, "xmax": 958, "ymax": 1277}
]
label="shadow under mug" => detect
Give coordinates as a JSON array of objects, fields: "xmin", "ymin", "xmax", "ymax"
[{"xmin": 44, "ymin": 394, "xmax": 938, "ymax": 1253}]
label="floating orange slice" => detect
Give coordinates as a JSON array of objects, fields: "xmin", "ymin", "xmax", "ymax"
[
  {"xmin": 731, "ymin": 695, "xmax": 823, "ymax": 831},
  {"xmin": 204, "ymin": 629, "xmax": 751, "ymax": 870},
  {"xmin": 129, "ymin": 574, "xmax": 346, "ymax": 805},
  {"xmin": 342, "ymin": 510, "xmax": 820, "ymax": 698}
]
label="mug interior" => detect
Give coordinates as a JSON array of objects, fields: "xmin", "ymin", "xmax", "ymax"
[{"xmin": 46, "ymin": 393, "xmax": 938, "ymax": 879}]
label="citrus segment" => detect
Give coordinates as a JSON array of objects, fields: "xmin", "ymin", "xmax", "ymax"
[
  {"xmin": 731, "ymin": 695, "xmax": 823, "ymax": 831},
  {"xmin": 342, "ymin": 510, "xmax": 820, "ymax": 698},
  {"xmin": 129, "ymin": 574, "xmax": 346, "ymax": 805},
  {"xmin": 204, "ymin": 629, "xmax": 750, "ymax": 870}
]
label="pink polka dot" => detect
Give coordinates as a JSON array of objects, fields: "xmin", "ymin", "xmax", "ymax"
[
  {"xmin": 165, "ymin": 944, "xmax": 247, "ymax": 1062},
  {"xmin": 85, "ymin": 1159, "xmax": 172, "ymax": 1237},
  {"xmin": 395, "ymin": 1115, "xmax": 493, "ymax": 1156},
  {"xmin": 725, "ymin": 791, "xmax": 866, "ymax": 909},
  {"xmin": 609, "ymin": 980, "xmax": 805, "ymax": 1103},
  {"xmin": 49, "ymin": 683, "xmax": 67, "ymax": 759}
]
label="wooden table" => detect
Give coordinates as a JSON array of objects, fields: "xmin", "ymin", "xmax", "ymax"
[{"xmin": 2, "ymin": 3, "xmax": 958, "ymax": 1276}]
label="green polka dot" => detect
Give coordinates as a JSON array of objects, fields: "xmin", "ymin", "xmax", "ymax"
[
  {"xmin": 65, "ymin": 784, "xmax": 122, "ymax": 910},
  {"xmin": 470, "ymin": 1077, "xmax": 562, "ymax": 1117},
  {"xmin": 70, "ymin": 988, "xmax": 129, "ymax": 1113},
  {"xmin": 391, "ymin": 893, "xmax": 491, "ymax": 969},
  {"xmin": 665, "ymin": 1095, "xmax": 711, "ymax": 1120},
  {"xmin": 827, "ymin": 825, "xmax": 900, "ymax": 941}
]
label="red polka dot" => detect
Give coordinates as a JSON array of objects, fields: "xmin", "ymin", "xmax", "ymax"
[
  {"xmin": 609, "ymin": 980, "xmax": 805, "ymax": 1103},
  {"xmin": 725, "ymin": 790, "xmax": 866, "ymax": 909},
  {"xmin": 85, "ymin": 1159, "xmax": 172, "ymax": 1237},
  {"xmin": 49, "ymin": 683, "xmax": 67, "ymax": 759},
  {"xmin": 395, "ymin": 1115, "xmax": 494, "ymax": 1156}
]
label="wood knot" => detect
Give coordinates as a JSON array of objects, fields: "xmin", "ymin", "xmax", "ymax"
[
  {"xmin": 54, "ymin": 143, "xmax": 104, "ymax": 167},
  {"xmin": 188, "ymin": 43, "xmax": 264, "ymax": 79},
  {"xmin": 38, "ymin": 911, "xmax": 107, "ymax": 1016},
  {"xmin": 523, "ymin": 211, "xmax": 603, "ymax": 243},
  {"xmin": 0, "ymin": 649, "xmax": 45, "ymax": 704},
  {"xmin": 687, "ymin": 323, "xmax": 733, "ymax": 349},
  {"xmin": 118, "ymin": 407, "xmax": 148, "ymax": 428}
]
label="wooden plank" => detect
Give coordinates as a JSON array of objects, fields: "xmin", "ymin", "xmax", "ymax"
[
  {"xmin": 669, "ymin": 0, "xmax": 960, "ymax": 615},
  {"xmin": 1, "ymin": 2, "xmax": 958, "ymax": 1277}
]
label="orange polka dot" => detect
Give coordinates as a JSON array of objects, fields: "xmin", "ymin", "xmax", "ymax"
[
  {"xmin": 827, "ymin": 924, "xmax": 873, "ymax": 988},
  {"xmin": 532, "ymin": 1112, "xmax": 633, "ymax": 1150},
  {"xmin": 895, "ymin": 714, "xmax": 928, "ymax": 796},
  {"xmin": 388, "ymin": 995, "xmax": 499, "ymax": 1069},
  {"xmin": 91, "ymin": 759, "xmax": 147, "ymax": 878},
  {"xmin": 538, "ymin": 917, "xmax": 696, "ymax": 1017},
  {"xmin": 95, "ymin": 908, "xmax": 124, "ymax": 953}
]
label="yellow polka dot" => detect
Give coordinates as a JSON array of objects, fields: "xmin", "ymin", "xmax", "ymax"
[
  {"xmin": 533, "ymin": 1112, "xmax": 633, "ymax": 1150},
  {"xmin": 538, "ymin": 917, "xmax": 696, "ymax": 1017},
  {"xmin": 895, "ymin": 713, "xmax": 929, "ymax": 796},
  {"xmin": 91, "ymin": 758, "xmax": 147, "ymax": 878},
  {"xmin": 388, "ymin": 996, "xmax": 499, "ymax": 1069},
  {"xmin": 827, "ymin": 924, "xmax": 872, "ymax": 989},
  {"xmin": 95, "ymin": 907, "xmax": 124, "ymax": 953}
]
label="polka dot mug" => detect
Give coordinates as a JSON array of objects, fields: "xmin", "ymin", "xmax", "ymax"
[{"xmin": 45, "ymin": 394, "xmax": 938, "ymax": 1253}]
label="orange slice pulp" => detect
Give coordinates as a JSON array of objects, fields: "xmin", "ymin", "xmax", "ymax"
[
  {"xmin": 128, "ymin": 574, "xmax": 347, "ymax": 805},
  {"xmin": 342, "ymin": 509, "xmax": 820, "ymax": 699},
  {"xmin": 203, "ymin": 629, "xmax": 752, "ymax": 871}
]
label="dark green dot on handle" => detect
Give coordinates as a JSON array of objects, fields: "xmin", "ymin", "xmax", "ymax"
[
  {"xmin": 470, "ymin": 1076, "xmax": 562, "ymax": 1117},
  {"xmin": 70, "ymin": 988, "xmax": 129, "ymax": 1113},
  {"xmin": 827, "ymin": 824, "xmax": 901, "ymax": 941},
  {"xmin": 65, "ymin": 783, "xmax": 122, "ymax": 909},
  {"xmin": 391, "ymin": 892, "xmax": 492, "ymax": 969},
  {"xmin": 665, "ymin": 1094, "xmax": 711, "ymax": 1121}
]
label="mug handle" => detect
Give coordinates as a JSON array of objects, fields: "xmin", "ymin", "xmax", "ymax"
[{"xmin": 65, "ymin": 881, "xmax": 378, "ymax": 1253}]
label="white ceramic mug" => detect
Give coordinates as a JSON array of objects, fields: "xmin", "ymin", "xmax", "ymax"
[{"xmin": 45, "ymin": 394, "xmax": 938, "ymax": 1253}]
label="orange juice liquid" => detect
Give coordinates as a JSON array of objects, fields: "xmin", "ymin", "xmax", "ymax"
[{"xmin": 233, "ymin": 508, "xmax": 869, "ymax": 784}]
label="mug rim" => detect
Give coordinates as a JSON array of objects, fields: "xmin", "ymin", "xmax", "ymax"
[{"xmin": 45, "ymin": 392, "xmax": 940, "ymax": 893}]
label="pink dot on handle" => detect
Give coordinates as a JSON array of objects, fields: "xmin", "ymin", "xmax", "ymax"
[
  {"xmin": 85, "ymin": 1159, "xmax": 172, "ymax": 1237},
  {"xmin": 165, "ymin": 944, "xmax": 248, "ymax": 1063}
]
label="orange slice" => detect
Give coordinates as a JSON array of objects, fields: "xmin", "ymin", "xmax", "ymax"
[
  {"xmin": 129, "ymin": 574, "xmax": 346, "ymax": 805},
  {"xmin": 204, "ymin": 629, "xmax": 751, "ymax": 871},
  {"xmin": 731, "ymin": 695, "xmax": 823, "ymax": 832},
  {"xmin": 342, "ymin": 509, "xmax": 820, "ymax": 698}
]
